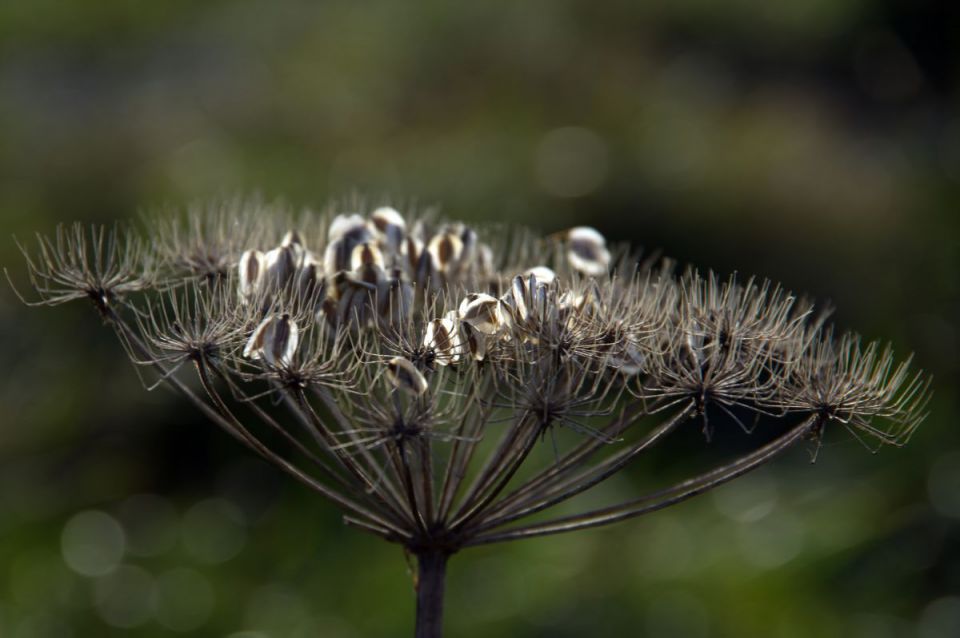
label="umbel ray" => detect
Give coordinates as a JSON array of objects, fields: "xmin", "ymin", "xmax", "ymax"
[{"xmin": 8, "ymin": 201, "xmax": 931, "ymax": 638}]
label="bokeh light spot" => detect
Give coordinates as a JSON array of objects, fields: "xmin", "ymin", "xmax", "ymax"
[
  {"xmin": 918, "ymin": 597, "xmax": 960, "ymax": 638},
  {"xmin": 60, "ymin": 510, "xmax": 125, "ymax": 577},
  {"xmin": 736, "ymin": 510, "xmax": 805, "ymax": 569},
  {"xmin": 180, "ymin": 498, "xmax": 247, "ymax": 564},
  {"xmin": 115, "ymin": 493, "xmax": 179, "ymax": 557},
  {"xmin": 153, "ymin": 568, "xmax": 215, "ymax": 632},
  {"xmin": 93, "ymin": 564, "xmax": 156, "ymax": 628}
]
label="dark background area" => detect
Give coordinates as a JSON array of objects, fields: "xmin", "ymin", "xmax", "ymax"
[{"xmin": 1, "ymin": 1, "xmax": 958, "ymax": 636}]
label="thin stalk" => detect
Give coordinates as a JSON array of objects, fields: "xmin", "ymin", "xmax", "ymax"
[
  {"xmin": 486, "ymin": 398, "xmax": 650, "ymax": 511},
  {"xmin": 466, "ymin": 414, "xmax": 820, "ymax": 546},
  {"xmin": 468, "ymin": 403, "xmax": 694, "ymax": 534},
  {"xmin": 106, "ymin": 309, "xmax": 408, "ymax": 541}
]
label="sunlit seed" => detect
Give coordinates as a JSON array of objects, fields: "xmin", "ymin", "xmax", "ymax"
[
  {"xmin": 524, "ymin": 266, "xmax": 557, "ymax": 285},
  {"xmin": 350, "ymin": 241, "xmax": 385, "ymax": 285},
  {"xmin": 243, "ymin": 314, "xmax": 299, "ymax": 367},
  {"xmin": 386, "ymin": 357, "xmax": 428, "ymax": 396},
  {"xmin": 377, "ymin": 275, "xmax": 413, "ymax": 326},
  {"xmin": 427, "ymin": 232, "xmax": 464, "ymax": 274},
  {"xmin": 328, "ymin": 213, "xmax": 368, "ymax": 243},
  {"xmin": 566, "ymin": 226, "xmax": 611, "ymax": 276},
  {"xmin": 296, "ymin": 261, "xmax": 320, "ymax": 299},
  {"xmin": 459, "ymin": 293, "xmax": 502, "ymax": 335},
  {"xmin": 264, "ymin": 245, "xmax": 297, "ymax": 289},
  {"xmin": 424, "ymin": 316, "xmax": 462, "ymax": 366},
  {"xmin": 323, "ymin": 237, "xmax": 348, "ymax": 274},
  {"xmin": 237, "ymin": 250, "xmax": 265, "ymax": 299},
  {"xmin": 403, "ymin": 236, "xmax": 423, "ymax": 273},
  {"xmin": 281, "ymin": 230, "xmax": 303, "ymax": 247},
  {"xmin": 459, "ymin": 321, "xmax": 487, "ymax": 361},
  {"xmin": 370, "ymin": 206, "xmax": 406, "ymax": 253}
]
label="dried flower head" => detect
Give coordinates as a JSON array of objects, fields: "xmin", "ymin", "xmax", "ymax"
[{"xmin": 10, "ymin": 200, "xmax": 931, "ymax": 638}]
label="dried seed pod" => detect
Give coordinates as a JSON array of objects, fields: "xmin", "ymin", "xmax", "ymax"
[
  {"xmin": 402, "ymin": 236, "xmax": 424, "ymax": 275},
  {"xmin": 237, "ymin": 249, "xmax": 265, "ymax": 300},
  {"xmin": 386, "ymin": 357, "xmax": 428, "ymax": 396},
  {"xmin": 524, "ymin": 266, "xmax": 557, "ymax": 285},
  {"xmin": 504, "ymin": 269, "xmax": 554, "ymax": 333},
  {"xmin": 565, "ymin": 226, "xmax": 611, "ymax": 277},
  {"xmin": 333, "ymin": 273, "xmax": 377, "ymax": 328},
  {"xmin": 377, "ymin": 272, "xmax": 413, "ymax": 328},
  {"xmin": 296, "ymin": 256, "xmax": 321, "ymax": 300},
  {"xmin": 351, "ymin": 241, "xmax": 385, "ymax": 285},
  {"xmin": 458, "ymin": 293, "xmax": 504, "ymax": 336},
  {"xmin": 458, "ymin": 319, "xmax": 488, "ymax": 361},
  {"xmin": 323, "ymin": 238, "xmax": 348, "ymax": 275},
  {"xmin": 264, "ymin": 244, "xmax": 298, "ymax": 290},
  {"xmin": 243, "ymin": 313, "xmax": 299, "ymax": 367},
  {"xmin": 427, "ymin": 232, "xmax": 464, "ymax": 275},
  {"xmin": 328, "ymin": 213, "xmax": 369, "ymax": 244},
  {"xmin": 370, "ymin": 206, "xmax": 406, "ymax": 254},
  {"xmin": 423, "ymin": 315, "xmax": 462, "ymax": 366},
  {"xmin": 281, "ymin": 230, "xmax": 303, "ymax": 247},
  {"xmin": 325, "ymin": 214, "xmax": 373, "ymax": 274}
]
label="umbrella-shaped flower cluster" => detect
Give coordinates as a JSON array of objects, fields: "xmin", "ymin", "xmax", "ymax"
[{"xmin": 10, "ymin": 201, "xmax": 930, "ymax": 638}]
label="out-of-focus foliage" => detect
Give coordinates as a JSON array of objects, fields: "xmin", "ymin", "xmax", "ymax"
[{"xmin": 1, "ymin": 1, "xmax": 957, "ymax": 637}]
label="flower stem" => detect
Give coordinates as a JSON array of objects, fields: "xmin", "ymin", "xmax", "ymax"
[{"xmin": 415, "ymin": 550, "xmax": 448, "ymax": 638}]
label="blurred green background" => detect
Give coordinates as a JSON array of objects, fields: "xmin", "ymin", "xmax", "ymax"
[{"xmin": 1, "ymin": 1, "xmax": 958, "ymax": 636}]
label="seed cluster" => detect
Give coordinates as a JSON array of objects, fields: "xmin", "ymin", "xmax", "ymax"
[{"xmin": 10, "ymin": 201, "xmax": 930, "ymax": 550}]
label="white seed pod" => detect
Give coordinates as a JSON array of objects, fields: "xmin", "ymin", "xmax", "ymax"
[
  {"xmin": 508, "ymin": 275, "xmax": 531, "ymax": 324},
  {"xmin": 264, "ymin": 245, "xmax": 298, "ymax": 290},
  {"xmin": 243, "ymin": 313, "xmax": 299, "ymax": 367},
  {"xmin": 296, "ymin": 257, "xmax": 321, "ymax": 300},
  {"xmin": 458, "ymin": 320, "xmax": 488, "ymax": 361},
  {"xmin": 323, "ymin": 238, "xmax": 348, "ymax": 275},
  {"xmin": 423, "ymin": 315, "xmax": 462, "ymax": 366},
  {"xmin": 328, "ymin": 213, "xmax": 369, "ymax": 243},
  {"xmin": 386, "ymin": 357, "xmax": 428, "ymax": 396},
  {"xmin": 333, "ymin": 272, "xmax": 377, "ymax": 327},
  {"xmin": 281, "ymin": 230, "xmax": 303, "ymax": 247},
  {"xmin": 524, "ymin": 266, "xmax": 557, "ymax": 285},
  {"xmin": 237, "ymin": 249, "xmax": 265, "ymax": 300},
  {"xmin": 566, "ymin": 226, "xmax": 611, "ymax": 277},
  {"xmin": 377, "ymin": 273, "xmax": 413, "ymax": 328},
  {"xmin": 507, "ymin": 270, "xmax": 553, "ymax": 325},
  {"xmin": 402, "ymin": 236, "xmax": 424, "ymax": 275},
  {"xmin": 350, "ymin": 241, "xmax": 385, "ymax": 285},
  {"xmin": 369, "ymin": 206, "xmax": 406, "ymax": 254},
  {"xmin": 427, "ymin": 232, "xmax": 464, "ymax": 275},
  {"xmin": 458, "ymin": 293, "xmax": 503, "ymax": 336}
]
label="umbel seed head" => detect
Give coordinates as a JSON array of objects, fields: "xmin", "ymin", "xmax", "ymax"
[{"xmin": 9, "ymin": 199, "xmax": 930, "ymax": 556}]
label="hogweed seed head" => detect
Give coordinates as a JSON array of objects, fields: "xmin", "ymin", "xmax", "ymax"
[{"xmin": 9, "ymin": 199, "xmax": 932, "ymax": 635}]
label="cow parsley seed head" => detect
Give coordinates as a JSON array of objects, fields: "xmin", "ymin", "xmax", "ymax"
[
  {"xmin": 8, "ymin": 223, "xmax": 153, "ymax": 315},
  {"xmin": 10, "ymin": 198, "xmax": 932, "ymax": 637}
]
